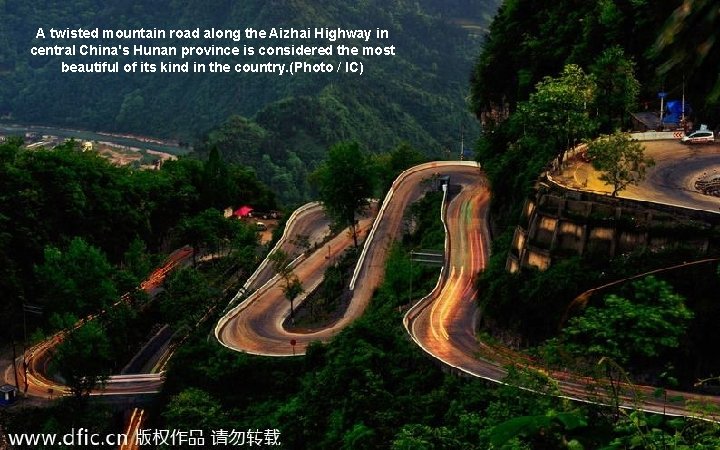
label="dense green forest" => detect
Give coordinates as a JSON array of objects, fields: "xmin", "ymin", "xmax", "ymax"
[
  {"xmin": 470, "ymin": 0, "xmax": 720, "ymax": 221},
  {"xmin": 0, "ymin": 137, "xmax": 272, "ymax": 342},
  {"xmin": 468, "ymin": 0, "xmax": 720, "ymax": 232},
  {"xmin": 469, "ymin": 0, "xmax": 720, "ymax": 392},
  {"xmin": 471, "ymin": 0, "xmax": 720, "ymax": 123},
  {"xmin": 151, "ymin": 185, "xmax": 720, "ymax": 449},
  {"xmin": 4, "ymin": 0, "xmax": 720, "ymax": 448},
  {"xmin": 0, "ymin": 0, "xmax": 499, "ymax": 206}
]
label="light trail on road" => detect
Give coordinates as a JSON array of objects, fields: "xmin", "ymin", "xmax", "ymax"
[
  {"xmin": 405, "ymin": 155, "xmax": 720, "ymax": 422},
  {"xmin": 3, "ymin": 246, "xmax": 193, "ymax": 398},
  {"xmin": 212, "ymin": 151, "xmax": 720, "ymax": 421},
  {"xmin": 215, "ymin": 162, "xmax": 482, "ymax": 355}
]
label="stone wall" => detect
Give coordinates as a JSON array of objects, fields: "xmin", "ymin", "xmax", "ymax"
[{"xmin": 507, "ymin": 178, "xmax": 720, "ymax": 272}]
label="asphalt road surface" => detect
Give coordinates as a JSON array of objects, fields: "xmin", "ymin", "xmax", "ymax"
[
  {"xmin": 219, "ymin": 154, "xmax": 720, "ymax": 421},
  {"xmin": 215, "ymin": 162, "xmax": 482, "ymax": 355},
  {"xmin": 565, "ymin": 140, "xmax": 720, "ymax": 212},
  {"xmin": 3, "ymin": 247, "xmax": 192, "ymax": 398}
]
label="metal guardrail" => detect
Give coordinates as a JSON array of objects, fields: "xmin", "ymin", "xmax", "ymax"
[
  {"xmin": 214, "ymin": 161, "xmax": 481, "ymax": 354},
  {"xmin": 239, "ymin": 202, "xmax": 322, "ymax": 298},
  {"xmin": 630, "ymin": 130, "xmax": 683, "ymax": 141},
  {"xmin": 214, "ymin": 202, "xmax": 323, "ymax": 350},
  {"xmin": 350, "ymin": 160, "xmax": 480, "ymax": 290},
  {"xmin": 402, "ymin": 184, "xmax": 450, "ymax": 329}
]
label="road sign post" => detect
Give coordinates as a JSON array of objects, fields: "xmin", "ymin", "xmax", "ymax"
[{"xmin": 290, "ymin": 339, "xmax": 296, "ymax": 356}]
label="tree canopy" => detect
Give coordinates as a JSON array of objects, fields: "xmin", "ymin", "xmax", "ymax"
[
  {"xmin": 51, "ymin": 320, "xmax": 113, "ymax": 398},
  {"xmin": 591, "ymin": 46, "xmax": 641, "ymax": 132},
  {"xmin": 311, "ymin": 142, "xmax": 374, "ymax": 248},
  {"xmin": 562, "ymin": 276, "xmax": 693, "ymax": 365},
  {"xmin": 517, "ymin": 64, "xmax": 597, "ymax": 168},
  {"xmin": 35, "ymin": 237, "xmax": 118, "ymax": 320},
  {"xmin": 587, "ymin": 131, "xmax": 655, "ymax": 196}
]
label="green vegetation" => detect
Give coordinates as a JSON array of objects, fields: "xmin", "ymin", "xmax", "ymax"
[
  {"xmin": 479, "ymin": 240, "xmax": 720, "ymax": 384},
  {"xmin": 0, "ymin": 138, "xmax": 271, "ymax": 334},
  {"xmin": 471, "ymin": 0, "xmax": 712, "ymax": 122},
  {"xmin": 156, "ymin": 190, "xmax": 720, "ymax": 448},
  {"xmin": 517, "ymin": 64, "xmax": 597, "ymax": 169},
  {"xmin": 291, "ymin": 249, "xmax": 355, "ymax": 329},
  {"xmin": 0, "ymin": 0, "xmax": 497, "ymax": 205},
  {"xmin": 269, "ymin": 249, "xmax": 304, "ymax": 321},
  {"xmin": 158, "ymin": 192, "xmax": 590, "ymax": 449},
  {"xmin": 51, "ymin": 320, "xmax": 113, "ymax": 398},
  {"xmin": 592, "ymin": 46, "xmax": 641, "ymax": 132},
  {"xmin": 4, "ymin": 0, "xmax": 720, "ymax": 445},
  {"xmin": 0, "ymin": 137, "xmax": 268, "ymax": 406},
  {"xmin": 587, "ymin": 130, "xmax": 655, "ymax": 196},
  {"xmin": 561, "ymin": 276, "xmax": 693, "ymax": 366},
  {"xmin": 470, "ymin": 0, "xmax": 720, "ymax": 390},
  {"xmin": 475, "ymin": 56, "xmax": 642, "ymax": 222},
  {"xmin": 159, "ymin": 267, "xmax": 220, "ymax": 331},
  {"xmin": 35, "ymin": 237, "xmax": 118, "ymax": 322},
  {"xmin": 311, "ymin": 142, "xmax": 374, "ymax": 247}
]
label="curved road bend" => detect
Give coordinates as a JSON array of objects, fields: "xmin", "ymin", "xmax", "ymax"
[
  {"xmin": 567, "ymin": 140, "xmax": 720, "ymax": 211},
  {"xmin": 406, "ymin": 153, "xmax": 720, "ymax": 420},
  {"xmin": 244, "ymin": 203, "xmax": 333, "ymax": 294},
  {"xmin": 4, "ymin": 247, "xmax": 193, "ymax": 399},
  {"xmin": 216, "ymin": 162, "xmax": 483, "ymax": 356}
]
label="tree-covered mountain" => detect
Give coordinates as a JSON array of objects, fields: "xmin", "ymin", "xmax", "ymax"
[
  {"xmin": 469, "ymin": 0, "xmax": 720, "ymax": 221},
  {"xmin": 470, "ymin": 0, "xmax": 719, "ymax": 123},
  {"xmin": 469, "ymin": 0, "xmax": 720, "ymax": 392},
  {"xmin": 0, "ymin": 0, "xmax": 498, "ymax": 153}
]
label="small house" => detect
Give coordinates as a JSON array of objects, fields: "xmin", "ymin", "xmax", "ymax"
[{"xmin": 0, "ymin": 384, "xmax": 18, "ymax": 405}]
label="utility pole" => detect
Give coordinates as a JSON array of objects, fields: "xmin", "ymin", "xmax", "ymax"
[
  {"xmin": 459, "ymin": 125, "xmax": 464, "ymax": 161},
  {"xmin": 11, "ymin": 338, "xmax": 19, "ymax": 391},
  {"xmin": 681, "ymin": 75, "xmax": 686, "ymax": 126},
  {"xmin": 658, "ymin": 89, "xmax": 667, "ymax": 130},
  {"xmin": 21, "ymin": 303, "xmax": 43, "ymax": 394}
]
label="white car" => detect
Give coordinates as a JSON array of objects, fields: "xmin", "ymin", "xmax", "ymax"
[{"xmin": 681, "ymin": 130, "xmax": 715, "ymax": 144}]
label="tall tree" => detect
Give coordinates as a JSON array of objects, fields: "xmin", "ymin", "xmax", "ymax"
[
  {"xmin": 587, "ymin": 131, "xmax": 655, "ymax": 197},
  {"xmin": 311, "ymin": 142, "xmax": 373, "ymax": 247},
  {"xmin": 372, "ymin": 142, "xmax": 426, "ymax": 195},
  {"xmin": 282, "ymin": 276, "xmax": 304, "ymax": 321},
  {"xmin": 591, "ymin": 46, "xmax": 641, "ymax": 132},
  {"xmin": 34, "ymin": 237, "xmax": 118, "ymax": 319},
  {"xmin": 269, "ymin": 249, "xmax": 304, "ymax": 320},
  {"xmin": 160, "ymin": 267, "xmax": 217, "ymax": 330},
  {"xmin": 174, "ymin": 209, "xmax": 236, "ymax": 265},
  {"xmin": 517, "ymin": 64, "xmax": 597, "ymax": 170},
  {"xmin": 51, "ymin": 321, "xmax": 112, "ymax": 399},
  {"xmin": 562, "ymin": 276, "xmax": 693, "ymax": 365},
  {"xmin": 163, "ymin": 388, "xmax": 229, "ymax": 434}
]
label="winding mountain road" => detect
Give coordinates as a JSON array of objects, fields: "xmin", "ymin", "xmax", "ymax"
[
  {"xmin": 3, "ymin": 246, "xmax": 193, "ymax": 398},
  {"xmin": 13, "ymin": 141, "xmax": 715, "ymax": 414},
  {"xmin": 216, "ymin": 162, "xmax": 482, "ymax": 355},
  {"xmin": 218, "ymin": 149, "xmax": 720, "ymax": 421}
]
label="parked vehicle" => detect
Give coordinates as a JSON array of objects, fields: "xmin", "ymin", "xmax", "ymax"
[{"xmin": 681, "ymin": 130, "xmax": 715, "ymax": 144}]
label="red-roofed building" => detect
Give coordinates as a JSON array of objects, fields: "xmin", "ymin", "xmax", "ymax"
[{"xmin": 234, "ymin": 205, "xmax": 254, "ymax": 218}]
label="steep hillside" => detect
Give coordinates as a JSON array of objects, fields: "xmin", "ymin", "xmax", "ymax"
[
  {"xmin": 0, "ymin": 0, "xmax": 498, "ymax": 150},
  {"xmin": 470, "ymin": 0, "xmax": 719, "ymax": 121}
]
